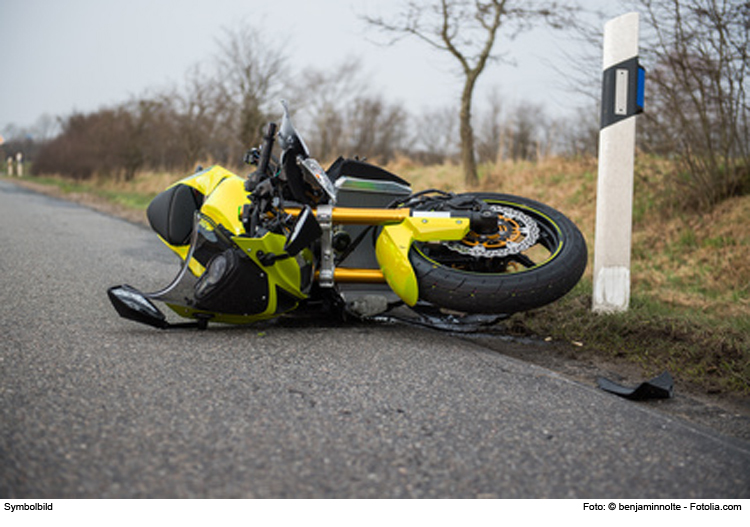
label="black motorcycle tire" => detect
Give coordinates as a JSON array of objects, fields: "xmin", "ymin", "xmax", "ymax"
[{"xmin": 409, "ymin": 193, "xmax": 587, "ymax": 314}]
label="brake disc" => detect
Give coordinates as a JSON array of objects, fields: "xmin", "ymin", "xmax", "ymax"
[{"xmin": 445, "ymin": 205, "xmax": 540, "ymax": 258}]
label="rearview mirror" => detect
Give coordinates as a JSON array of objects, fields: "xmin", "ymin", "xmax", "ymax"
[{"xmin": 108, "ymin": 285, "xmax": 168, "ymax": 329}]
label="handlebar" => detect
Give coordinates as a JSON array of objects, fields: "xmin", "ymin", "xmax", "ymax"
[{"xmin": 257, "ymin": 122, "xmax": 277, "ymax": 176}]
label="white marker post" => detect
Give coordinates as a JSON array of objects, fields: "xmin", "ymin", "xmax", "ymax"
[{"xmin": 592, "ymin": 12, "xmax": 645, "ymax": 313}]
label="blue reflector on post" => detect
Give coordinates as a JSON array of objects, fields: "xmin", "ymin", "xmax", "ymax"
[{"xmin": 636, "ymin": 66, "xmax": 646, "ymax": 112}]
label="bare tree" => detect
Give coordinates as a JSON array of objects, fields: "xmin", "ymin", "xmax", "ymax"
[
  {"xmin": 163, "ymin": 64, "xmax": 230, "ymax": 168},
  {"xmin": 630, "ymin": 0, "xmax": 750, "ymax": 209},
  {"xmin": 413, "ymin": 104, "xmax": 460, "ymax": 163},
  {"xmin": 364, "ymin": 0, "xmax": 577, "ymax": 185},
  {"xmin": 32, "ymin": 23, "xmax": 292, "ymax": 179},
  {"xmin": 476, "ymin": 87, "xmax": 503, "ymax": 163},
  {"xmin": 30, "ymin": 114, "xmax": 60, "ymax": 143},
  {"xmin": 346, "ymin": 95, "xmax": 409, "ymax": 162},
  {"xmin": 504, "ymin": 101, "xmax": 548, "ymax": 161},
  {"xmin": 294, "ymin": 58, "xmax": 369, "ymax": 160},
  {"xmin": 557, "ymin": 104, "xmax": 599, "ymax": 158},
  {"xmin": 291, "ymin": 59, "xmax": 410, "ymax": 163},
  {"xmin": 214, "ymin": 21, "xmax": 289, "ymax": 163}
]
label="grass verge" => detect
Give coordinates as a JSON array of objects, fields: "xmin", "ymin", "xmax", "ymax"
[
  {"xmin": 27, "ymin": 175, "xmax": 156, "ymax": 210},
  {"xmin": 509, "ymin": 281, "xmax": 750, "ymax": 396}
]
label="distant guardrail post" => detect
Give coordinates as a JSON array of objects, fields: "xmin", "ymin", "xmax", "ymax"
[
  {"xmin": 6, "ymin": 156, "xmax": 13, "ymax": 176},
  {"xmin": 592, "ymin": 12, "xmax": 645, "ymax": 313},
  {"xmin": 16, "ymin": 152, "xmax": 23, "ymax": 177}
]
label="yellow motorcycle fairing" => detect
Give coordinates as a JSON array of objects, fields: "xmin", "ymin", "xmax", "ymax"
[
  {"xmin": 160, "ymin": 230, "xmax": 314, "ymax": 325},
  {"xmin": 175, "ymin": 165, "xmax": 240, "ymax": 203},
  {"xmin": 155, "ymin": 166, "xmax": 247, "ymax": 275},
  {"xmin": 375, "ymin": 216, "xmax": 470, "ymax": 306},
  {"xmin": 149, "ymin": 166, "xmax": 314, "ymax": 324},
  {"xmin": 233, "ymin": 232, "xmax": 313, "ymax": 304},
  {"xmin": 162, "ymin": 231, "xmax": 313, "ymax": 325}
]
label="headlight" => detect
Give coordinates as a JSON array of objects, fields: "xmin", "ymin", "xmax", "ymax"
[{"xmin": 195, "ymin": 253, "xmax": 228, "ymax": 299}]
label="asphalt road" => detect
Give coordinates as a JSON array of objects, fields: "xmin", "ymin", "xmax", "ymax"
[{"xmin": 1, "ymin": 179, "xmax": 748, "ymax": 498}]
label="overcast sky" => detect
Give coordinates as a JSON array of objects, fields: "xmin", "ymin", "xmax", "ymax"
[{"xmin": 0, "ymin": 0, "xmax": 620, "ymax": 136}]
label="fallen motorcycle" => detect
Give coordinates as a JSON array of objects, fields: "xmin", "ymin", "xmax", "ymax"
[{"xmin": 108, "ymin": 101, "xmax": 587, "ymax": 330}]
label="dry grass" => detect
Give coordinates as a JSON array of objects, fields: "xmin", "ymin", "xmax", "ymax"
[{"xmin": 95, "ymin": 170, "xmax": 191, "ymax": 197}]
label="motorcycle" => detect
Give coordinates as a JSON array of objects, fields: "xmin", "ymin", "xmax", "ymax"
[{"xmin": 108, "ymin": 101, "xmax": 587, "ymax": 330}]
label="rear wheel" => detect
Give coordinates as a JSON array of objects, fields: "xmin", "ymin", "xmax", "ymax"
[{"xmin": 410, "ymin": 193, "xmax": 587, "ymax": 314}]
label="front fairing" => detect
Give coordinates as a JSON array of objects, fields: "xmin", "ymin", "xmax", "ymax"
[{"xmin": 145, "ymin": 212, "xmax": 314, "ymax": 325}]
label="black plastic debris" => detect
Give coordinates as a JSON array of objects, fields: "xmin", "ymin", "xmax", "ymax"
[
  {"xmin": 372, "ymin": 303, "xmax": 507, "ymax": 333},
  {"xmin": 597, "ymin": 371, "xmax": 674, "ymax": 400}
]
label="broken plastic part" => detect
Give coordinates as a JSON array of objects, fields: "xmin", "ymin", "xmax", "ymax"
[
  {"xmin": 347, "ymin": 295, "xmax": 390, "ymax": 318},
  {"xmin": 373, "ymin": 304, "xmax": 507, "ymax": 332},
  {"xmin": 597, "ymin": 371, "xmax": 674, "ymax": 400}
]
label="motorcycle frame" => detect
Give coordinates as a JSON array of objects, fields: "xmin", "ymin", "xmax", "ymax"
[{"xmin": 285, "ymin": 205, "xmax": 471, "ymax": 306}]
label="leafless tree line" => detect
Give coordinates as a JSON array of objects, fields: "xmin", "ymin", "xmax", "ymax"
[
  {"xmin": 20, "ymin": 23, "xmax": 581, "ymax": 182},
  {"xmin": 632, "ymin": 0, "xmax": 750, "ymax": 209},
  {"xmin": 363, "ymin": 0, "xmax": 579, "ymax": 185}
]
